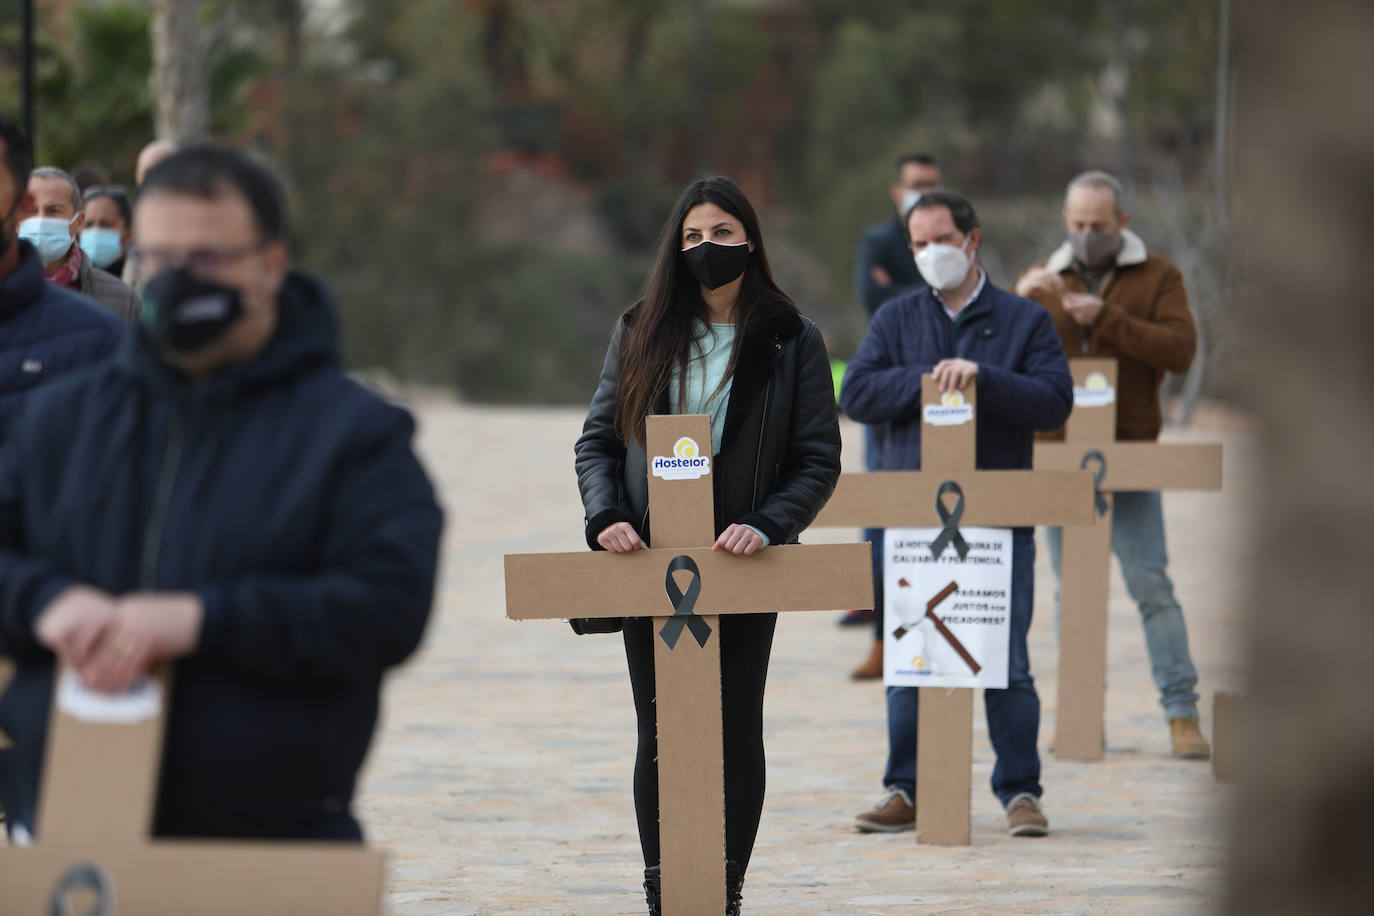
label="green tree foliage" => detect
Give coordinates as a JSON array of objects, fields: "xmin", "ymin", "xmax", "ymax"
[
  {"xmin": 5, "ymin": 4, "xmax": 154, "ymax": 179},
  {"xmin": 3, "ymin": 2, "xmax": 268, "ymax": 182},
  {"xmin": 278, "ymin": 1, "xmax": 642, "ymax": 401},
  {"xmin": 5, "ymin": 0, "xmax": 1225, "ymax": 403}
]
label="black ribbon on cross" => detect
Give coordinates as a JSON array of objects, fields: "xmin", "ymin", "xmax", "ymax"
[
  {"xmin": 1080, "ymin": 449, "xmax": 1109, "ymax": 517},
  {"xmin": 928, "ymin": 480, "xmax": 970, "ymax": 561},
  {"xmin": 658, "ymin": 554, "xmax": 713, "ymax": 650},
  {"xmin": 48, "ymin": 862, "xmax": 114, "ymax": 916}
]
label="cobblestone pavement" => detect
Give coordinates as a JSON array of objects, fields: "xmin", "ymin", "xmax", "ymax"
[{"xmin": 356, "ymin": 400, "xmax": 1251, "ymax": 915}]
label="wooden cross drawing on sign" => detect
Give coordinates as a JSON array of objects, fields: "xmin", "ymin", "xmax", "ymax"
[
  {"xmin": 505, "ymin": 414, "xmax": 873, "ymax": 915},
  {"xmin": 891, "ymin": 579, "xmax": 980, "ymax": 675},
  {"xmin": 0, "ymin": 669, "xmax": 386, "ymax": 915},
  {"xmin": 1034, "ymin": 359, "xmax": 1223, "ymax": 761},
  {"xmin": 811, "ymin": 375, "xmax": 1096, "ymax": 846}
]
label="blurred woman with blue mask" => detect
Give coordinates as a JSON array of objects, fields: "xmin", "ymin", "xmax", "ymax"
[{"xmin": 81, "ymin": 186, "xmax": 132, "ymax": 278}]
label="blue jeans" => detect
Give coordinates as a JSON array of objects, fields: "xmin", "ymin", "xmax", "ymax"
[
  {"xmin": 1045, "ymin": 490, "xmax": 1200, "ymax": 721},
  {"xmin": 883, "ymin": 530, "xmax": 1041, "ymax": 807}
]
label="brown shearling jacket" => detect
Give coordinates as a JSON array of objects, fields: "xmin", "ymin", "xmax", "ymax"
[{"xmin": 1021, "ymin": 228, "xmax": 1196, "ymax": 441}]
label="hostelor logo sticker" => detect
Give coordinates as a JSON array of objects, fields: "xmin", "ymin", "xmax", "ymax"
[
  {"xmin": 923, "ymin": 389, "xmax": 974, "ymax": 426},
  {"xmin": 1073, "ymin": 371, "xmax": 1116, "ymax": 408},
  {"xmin": 652, "ymin": 436, "xmax": 711, "ymax": 480}
]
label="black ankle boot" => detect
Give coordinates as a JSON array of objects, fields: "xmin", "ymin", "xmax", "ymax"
[
  {"xmin": 725, "ymin": 859, "xmax": 744, "ymax": 915},
  {"xmin": 643, "ymin": 865, "xmax": 661, "ymax": 915}
]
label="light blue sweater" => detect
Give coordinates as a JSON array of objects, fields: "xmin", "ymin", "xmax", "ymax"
[
  {"xmin": 669, "ymin": 321, "xmax": 736, "ymax": 454},
  {"xmin": 668, "ymin": 321, "xmax": 769, "ymax": 546}
]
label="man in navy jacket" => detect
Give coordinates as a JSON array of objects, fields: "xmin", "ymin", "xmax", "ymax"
[
  {"xmin": 0, "ymin": 118, "xmax": 123, "ymax": 446},
  {"xmin": 0, "ymin": 117, "xmax": 123, "ymax": 830},
  {"xmin": 0, "ymin": 143, "xmax": 443, "ymax": 841},
  {"xmin": 847, "ymin": 154, "xmax": 940, "ymax": 676},
  {"xmin": 841, "ymin": 191, "xmax": 1072, "ymax": 837}
]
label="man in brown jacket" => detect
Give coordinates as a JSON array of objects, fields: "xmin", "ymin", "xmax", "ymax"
[{"xmin": 1015, "ymin": 170, "xmax": 1210, "ymax": 759}]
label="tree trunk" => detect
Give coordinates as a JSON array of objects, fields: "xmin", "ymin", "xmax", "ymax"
[
  {"xmin": 149, "ymin": 0, "xmax": 210, "ymax": 141},
  {"xmin": 1224, "ymin": 2, "xmax": 1374, "ymax": 914}
]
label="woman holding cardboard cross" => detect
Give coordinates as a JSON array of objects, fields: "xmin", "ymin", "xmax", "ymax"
[{"xmin": 575, "ymin": 175, "xmax": 841, "ymax": 914}]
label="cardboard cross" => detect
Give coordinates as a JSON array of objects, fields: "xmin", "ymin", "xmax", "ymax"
[
  {"xmin": 1034, "ymin": 359, "xmax": 1223, "ymax": 761},
  {"xmin": 811, "ymin": 375, "xmax": 1095, "ymax": 845},
  {"xmin": 505, "ymin": 414, "xmax": 872, "ymax": 915},
  {"xmin": 0, "ymin": 668, "xmax": 385, "ymax": 914}
]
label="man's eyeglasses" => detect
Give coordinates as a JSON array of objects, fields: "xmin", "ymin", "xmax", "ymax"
[{"xmin": 134, "ymin": 242, "xmax": 270, "ymax": 276}]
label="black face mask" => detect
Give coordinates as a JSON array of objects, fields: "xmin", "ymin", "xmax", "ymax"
[
  {"xmin": 140, "ymin": 267, "xmax": 245, "ymax": 353},
  {"xmin": 681, "ymin": 241, "xmax": 750, "ymax": 291}
]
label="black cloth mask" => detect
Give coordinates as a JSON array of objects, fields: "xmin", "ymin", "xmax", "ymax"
[
  {"xmin": 140, "ymin": 267, "xmax": 245, "ymax": 353},
  {"xmin": 682, "ymin": 241, "xmax": 750, "ymax": 291}
]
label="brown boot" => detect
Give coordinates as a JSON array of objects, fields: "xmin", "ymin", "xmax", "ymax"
[
  {"xmin": 1169, "ymin": 718, "xmax": 1211, "ymax": 759},
  {"xmin": 851, "ymin": 639, "xmax": 883, "ymax": 680}
]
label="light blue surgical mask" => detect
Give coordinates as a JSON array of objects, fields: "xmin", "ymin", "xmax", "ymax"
[
  {"xmin": 79, "ymin": 227, "xmax": 124, "ymax": 269},
  {"xmin": 19, "ymin": 215, "xmax": 78, "ymax": 264}
]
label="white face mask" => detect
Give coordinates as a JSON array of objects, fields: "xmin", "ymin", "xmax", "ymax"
[
  {"xmin": 897, "ymin": 188, "xmax": 923, "ymax": 217},
  {"xmin": 913, "ymin": 235, "xmax": 973, "ymax": 291},
  {"xmin": 19, "ymin": 215, "xmax": 78, "ymax": 264}
]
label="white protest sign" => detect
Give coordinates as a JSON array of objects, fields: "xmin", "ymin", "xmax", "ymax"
[{"xmin": 883, "ymin": 526, "xmax": 1012, "ymax": 689}]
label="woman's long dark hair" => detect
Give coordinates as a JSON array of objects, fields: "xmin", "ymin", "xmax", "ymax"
[{"xmin": 615, "ymin": 175, "xmax": 798, "ymax": 447}]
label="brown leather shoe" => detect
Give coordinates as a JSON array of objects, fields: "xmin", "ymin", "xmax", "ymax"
[
  {"xmin": 854, "ymin": 788, "xmax": 915, "ymax": 833},
  {"xmin": 850, "ymin": 639, "xmax": 883, "ymax": 680},
  {"xmin": 1005, "ymin": 793, "xmax": 1049, "ymax": 837},
  {"xmin": 1169, "ymin": 717, "xmax": 1212, "ymax": 759}
]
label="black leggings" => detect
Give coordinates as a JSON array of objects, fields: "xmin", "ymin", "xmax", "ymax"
[{"xmin": 622, "ymin": 611, "xmax": 777, "ymax": 873}]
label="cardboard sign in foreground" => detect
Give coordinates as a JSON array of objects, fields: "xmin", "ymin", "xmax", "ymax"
[
  {"xmin": 813, "ymin": 470, "xmax": 1094, "ymax": 528},
  {"xmin": 504, "ymin": 413, "xmax": 874, "ymax": 913},
  {"xmin": 0, "ymin": 668, "xmax": 385, "ymax": 915},
  {"xmin": 1038, "ymin": 360, "xmax": 1224, "ymax": 761},
  {"xmin": 809, "ymin": 376, "xmax": 1098, "ymax": 845},
  {"xmin": 505, "ymin": 543, "xmax": 872, "ymax": 621},
  {"xmin": 1033, "ymin": 441, "xmax": 1222, "ymax": 490}
]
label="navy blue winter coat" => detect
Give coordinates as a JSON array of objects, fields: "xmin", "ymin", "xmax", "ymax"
[
  {"xmin": 840, "ymin": 278, "xmax": 1073, "ymax": 476},
  {"xmin": 0, "ymin": 240, "xmax": 123, "ymax": 443},
  {"xmin": 854, "ymin": 217, "xmax": 928, "ymax": 316},
  {"xmin": 0, "ymin": 272, "xmax": 444, "ymax": 840}
]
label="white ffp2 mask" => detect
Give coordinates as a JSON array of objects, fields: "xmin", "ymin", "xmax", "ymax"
[{"xmin": 914, "ymin": 236, "xmax": 973, "ymax": 291}]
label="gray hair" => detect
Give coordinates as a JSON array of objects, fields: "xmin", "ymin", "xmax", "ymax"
[
  {"xmin": 30, "ymin": 166, "xmax": 83, "ymax": 213},
  {"xmin": 1066, "ymin": 169, "xmax": 1125, "ymax": 217}
]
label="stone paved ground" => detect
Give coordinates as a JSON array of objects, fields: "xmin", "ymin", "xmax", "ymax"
[{"xmin": 357, "ymin": 399, "xmax": 1252, "ymax": 915}]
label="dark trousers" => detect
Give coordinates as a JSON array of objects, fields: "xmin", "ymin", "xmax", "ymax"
[{"xmin": 622, "ymin": 612, "xmax": 777, "ymax": 873}]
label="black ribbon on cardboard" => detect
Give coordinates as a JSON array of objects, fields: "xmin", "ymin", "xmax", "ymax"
[
  {"xmin": 658, "ymin": 555, "xmax": 713, "ymax": 650},
  {"xmin": 49, "ymin": 862, "xmax": 114, "ymax": 916},
  {"xmin": 928, "ymin": 481, "xmax": 970, "ymax": 561},
  {"xmin": 1081, "ymin": 450, "xmax": 1109, "ymax": 517}
]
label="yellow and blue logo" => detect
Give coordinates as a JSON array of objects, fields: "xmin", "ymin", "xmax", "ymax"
[
  {"xmin": 924, "ymin": 389, "xmax": 974, "ymax": 426},
  {"xmin": 1073, "ymin": 370, "xmax": 1116, "ymax": 407},
  {"xmin": 653, "ymin": 436, "xmax": 711, "ymax": 480}
]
